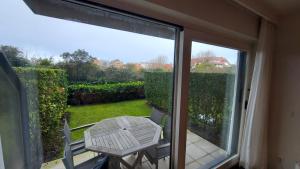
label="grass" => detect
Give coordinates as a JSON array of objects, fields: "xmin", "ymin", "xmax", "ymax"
[{"xmin": 67, "ymin": 99, "xmax": 151, "ymax": 140}]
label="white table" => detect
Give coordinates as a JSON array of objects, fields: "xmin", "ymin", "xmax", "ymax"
[{"xmin": 84, "ymin": 116, "xmax": 162, "ymax": 169}]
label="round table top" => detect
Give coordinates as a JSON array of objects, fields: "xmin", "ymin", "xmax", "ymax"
[{"xmin": 84, "ymin": 116, "xmax": 162, "ymax": 157}]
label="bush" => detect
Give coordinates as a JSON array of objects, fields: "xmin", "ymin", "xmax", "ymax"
[
  {"xmin": 68, "ymin": 81, "xmax": 145, "ymax": 105},
  {"xmin": 144, "ymin": 72, "xmax": 235, "ymax": 148},
  {"xmin": 144, "ymin": 72, "xmax": 174, "ymax": 112},
  {"xmin": 15, "ymin": 67, "xmax": 67, "ymax": 161}
]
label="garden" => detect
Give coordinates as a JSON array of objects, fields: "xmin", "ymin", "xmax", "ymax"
[
  {"xmin": 15, "ymin": 67, "xmax": 234, "ymax": 162},
  {"xmin": 2, "ymin": 45, "xmax": 235, "ymax": 162}
]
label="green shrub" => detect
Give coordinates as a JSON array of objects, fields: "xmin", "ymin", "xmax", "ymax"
[
  {"xmin": 144, "ymin": 72, "xmax": 235, "ymax": 148},
  {"xmin": 68, "ymin": 81, "xmax": 145, "ymax": 105},
  {"xmin": 15, "ymin": 67, "xmax": 67, "ymax": 161},
  {"xmin": 144, "ymin": 72, "xmax": 174, "ymax": 112}
]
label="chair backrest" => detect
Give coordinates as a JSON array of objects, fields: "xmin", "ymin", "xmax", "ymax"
[
  {"xmin": 62, "ymin": 143, "xmax": 74, "ymax": 169},
  {"xmin": 163, "ymin": 116, "xmax": 172, "ymax": 141},
  {"xmin": 150, "ymin": 108, "xmax": 164, "ymax": 125},
  {"xmin": 63, "ymin": 119, "xmax": 72, "ymax": 143}
]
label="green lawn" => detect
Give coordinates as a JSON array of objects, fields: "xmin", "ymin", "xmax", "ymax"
[{"xmin": 67, "ymin": 99, "xmax": 151, "ymax": 140}]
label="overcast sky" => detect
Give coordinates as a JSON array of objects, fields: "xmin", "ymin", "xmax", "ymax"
[{"xmin": 0, "ymin": 0, "xmax": 237, "ymax": 64}]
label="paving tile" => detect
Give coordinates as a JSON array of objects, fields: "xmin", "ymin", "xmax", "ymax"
[
  {"xmin": 42, "ymin": 130, "xmax": 227, "ymax": 169},
  {"xmin": 158, "ymin": 158, "xmax": 169, "ymax": 169},
  {"xmin": 194, "ymin": 140, "xmax": 219, "ymax": 154},
  {"xmin": 122, "ymin": 154, "xmax": 137, "ymax": 165},
  {"xmin": 187, "ymin": 132, "xmax": 202, "ymax": 143},
  {"xmin": 186, "ymin": 144, "xmax": 208, "ymax": 160},
  {"xmin": 185, "ymin": 161, "xmax": 202, "ymax": 169},
  {"xmin": 210, "ymin": 149, "xmax": 227, "ymax": 158},
  {"xmin": 185, "ymin": 154, "xmax": 195, "ymax": 164},
  {"xmin": 196, "ymin": 155, "xmax": 214, "ymax": 165}
]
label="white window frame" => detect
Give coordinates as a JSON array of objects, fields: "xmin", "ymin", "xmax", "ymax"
[{"xmin": 172, "ymin": 28, "xmax": 254, "ymax": 169}]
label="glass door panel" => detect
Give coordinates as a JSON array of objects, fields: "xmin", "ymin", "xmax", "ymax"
[
  {"xmin": 0, "ymin": 0, "xmax": 179, "ymax": 168},
  {"xmin": 185, "ymin": 41, "xmax": 245, "ymax": 169}
]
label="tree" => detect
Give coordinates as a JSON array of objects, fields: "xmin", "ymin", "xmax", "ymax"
[
  {"xmin": 61, "ymin": 49, "xmax": 94, "ymax": 63},
  {"xmin": 193, "ymin": 62, "xmax": 218, "ymax": 73},
  {"xmin": 110, "ymin": 59, "xmax": 124, "ymax": 69},
  {"xmin": 147, "ymin": 55, "xmax": 168, "ymax": 71},
  {"xmin": 0, "ymin": 45, "xmax": 31, "ymax": 67},
  {"xmin": 197, "ymin": 51, "xmax": 215, "ymax": 58},
  {"xmin": 58, "ymin": 49, "xmax": 101, "ymax": 83},
  {"xmin": 32, "ymin": 57, "xmax": 54, "ymax": 67}
]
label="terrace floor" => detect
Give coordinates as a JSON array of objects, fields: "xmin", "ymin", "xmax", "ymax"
[{"xmin": 41, "ymin": 130, "xmax": 227, "ymax": 169}]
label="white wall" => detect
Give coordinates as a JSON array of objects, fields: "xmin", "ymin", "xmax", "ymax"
[{"xmin": 268, "ymin": 11, "xmax": 300, "ymax": 169}]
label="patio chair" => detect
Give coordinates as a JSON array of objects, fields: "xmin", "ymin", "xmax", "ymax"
[
  {"xmin": 144, "ymin": 115, "xmax": 172, "ymax": 169},
  {"xmin": 63, "ymin": 119, "xmax": 95, "ymax": 156},
  {"xmin": 62, "ymin": 143, "xmax": 109, "ymax": 169},
  {"xmin": 149, "ymin": 107, "xmax": 165, "ymax": 125}
]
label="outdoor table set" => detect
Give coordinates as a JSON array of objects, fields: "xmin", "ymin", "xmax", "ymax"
[{"xmin": 84, "ymin": 116, "xmax": 162, "ymax": 169}]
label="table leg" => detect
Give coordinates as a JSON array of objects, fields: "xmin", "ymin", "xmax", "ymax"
[
  {"xmin": 120, "ymin": 158, "xmax": 134, "ymax": 169},
  {"xmin": 132, "ymin": 151, "xmax": 144, "ymax": 168},
  {"xmin": 109, "ymin": 152, "xmax": 144, "ymax": 169},
  {"xmin": 109, "ymin": 156, "xmax": 121, "ymax": 169}
]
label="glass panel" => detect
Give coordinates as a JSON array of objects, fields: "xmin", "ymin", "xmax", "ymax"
[
  {"xmin": 0, "ymin": 0, "xmax": 178, "ymax": 168},
  {"xmin": 0, "ymin": 61, "xmax": 27, "ymax": 169},
  {"xmin": 185, "ymin": 41, "xmax": 244, "ymax": 168}
]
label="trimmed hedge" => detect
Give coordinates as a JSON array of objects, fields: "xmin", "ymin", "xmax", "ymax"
[
  {"xmin": 144, "ymin": 72, "xmax": 235, "ymax": 148},
  {"xmin": 15, "ymin": 67, "xmax": 67, "ymax": 161},
  {"xmin": 68, "ymin": 81, "xmax": 145, "ymax": 105},
  {"xmin": 143, "ymin": 72, "xmax": 174, "ymax": 112}
]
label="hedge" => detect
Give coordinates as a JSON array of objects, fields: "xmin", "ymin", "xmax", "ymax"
[
  {"xmin": 68, "ymin": 81, "xmax": 145, "ymax": 105},
  {"xmin": 15, "ymin": 67, "xmax": 67, "ymax": 161},
  {"xmin": 144, "ymin": 72, "xmax": 235, "ymax": 149},
  {"xmin": 143, "ymin": 72, "xmax": 174, "ymax": 112}
]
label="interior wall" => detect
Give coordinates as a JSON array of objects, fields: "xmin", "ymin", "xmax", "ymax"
[{"xmin": 268, "ymin": 11, "xmax": 300, "ymax": 169}]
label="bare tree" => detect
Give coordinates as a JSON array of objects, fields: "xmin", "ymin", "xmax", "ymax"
[
  {"xmin": 194, "ymin": 50, "xmax": 216, "ymax": 58},
  {"xmin": 147, "ymin": 55, "xmax": 168, "ymax": 71}
]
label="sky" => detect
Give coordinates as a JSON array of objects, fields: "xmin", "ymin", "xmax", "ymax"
[{"xmin": 0, "ymin": 0, "xmax": 237, "ymax": 64}]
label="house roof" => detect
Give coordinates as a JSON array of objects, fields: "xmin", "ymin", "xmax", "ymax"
[{"xmin": 191, "ymin": 56, "xmax": 230, "ymax": 66}]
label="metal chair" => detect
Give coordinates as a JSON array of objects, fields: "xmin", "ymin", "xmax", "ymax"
[
  {"xmin": 62, "ymin": 143, "xmax": 108, "ymax": 169},
  {"xmin": 144, "ymin": 115, "xmax": 171, "ymax": 169},
  {"xmin": 63, "ymin": 119, "xmax": 95, "ymax": 155}
]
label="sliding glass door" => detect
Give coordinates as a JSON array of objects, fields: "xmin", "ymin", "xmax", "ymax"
[
  {"xmin": 0, "ymin": 1, "xmax": 180, "ymax": 169},
  {"xmin": 184, "ymin": 41, "xmax": 246, "ymax": 169},
  {"xmin": 0, "ymin": 0, "xmax": 249, "ymax": 169}
]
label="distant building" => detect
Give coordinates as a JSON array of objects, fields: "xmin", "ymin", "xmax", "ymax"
[
  {"xmin": 139, "ymin": 62, "xmax": 173, "ymax": 71},
  {"xmin": 191, "ymin": 56, "xmax": 230, "ymax": 68},
  {"xmin": 110, "ymin": 59, "xmax": 124, "ymax": 69},
  {"xmin": 125, "ymin": 63, "xmax": 143, "ymax": 71},
  {"xmin": 163, "ymin": 64, "xmax": 173, "ymax": 71}
]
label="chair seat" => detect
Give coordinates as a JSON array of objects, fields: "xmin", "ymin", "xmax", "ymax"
[
  {"xmin": 145, "ymin": 143, "xmax": 170, "ymax": 162},
  {"xmin": 71, "ymin": 140, "xmax": 85, "ymax": 151},
  {"xmin": 70, "ymin": 139, "xmax": 84, "ymax": 146},
  {"xmin": 75, "ymin": 154, "xmax": 108, "ymax": 169},
  {"xmin": 72, "ymin": 147, "xmax": 87, "ymax": 156}
]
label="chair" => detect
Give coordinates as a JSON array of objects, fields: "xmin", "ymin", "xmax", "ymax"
[
  {"xmin": 144, "ymin": 115, "xmax": 172, "ymax": 169},
  {"xmin": 62, "ymin": 143, "xmax": 108, "ymax": 169},
  {"xmin": 149, "ymin": 107, "xmax": 165, "ymax": 125},
  {"xmin": 63, "ymin": 119, "xmax": 95, "ymax": 156}
]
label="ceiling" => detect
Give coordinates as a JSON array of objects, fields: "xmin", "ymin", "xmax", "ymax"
[
  {"xmin": 261, "ymin": 0, "xmax": 300, "ymax": 16},
  {"xmin": 232, "ymin": 0, "xmax": 300, "ymax": 24}
]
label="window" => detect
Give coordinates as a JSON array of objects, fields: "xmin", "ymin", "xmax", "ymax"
[
  {"xmin": 0, "ymin": 0, "xmax": 180, "ymax": 169},
  {"xmin": 0, "ymin": 1, "xmax": 249, "ymax": 169},
  {"xmin": 185, "ymin": 41, "xmax": 246, "ymax": 168}
]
